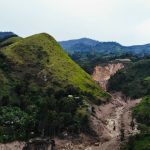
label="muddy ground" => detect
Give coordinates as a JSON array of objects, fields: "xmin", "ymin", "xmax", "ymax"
[{"xmin": 55, "ymin": 92, "xmax": 141, "ymax": 150}]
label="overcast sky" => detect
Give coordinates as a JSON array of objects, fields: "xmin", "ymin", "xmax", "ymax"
[{"xmin": 0, "ymin": 0, "xmax": 150, "ymax": 45}]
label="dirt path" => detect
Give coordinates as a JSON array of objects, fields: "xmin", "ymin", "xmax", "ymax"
[
  {"xmin": 89, "ymin": 92, "xmax": 141, "ymax": 150},
  {"xmin": 55, "ymin": 92, "xmax": 141, "ymax": 150},
  {"xmin": 89, "ymin": 63, "xmax": 141, "ymax": 150}
]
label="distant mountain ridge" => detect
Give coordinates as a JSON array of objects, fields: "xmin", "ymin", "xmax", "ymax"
[
  {"xmin": 0, "ymin": 32, "xmax": 17, "ymax": 41},
  {"xmin": 59, "ymin": 38, "xmax": 150, "ymax": 56},
  {"xmin": 60, "ymin": 38, "xmax": 99, "ymax": 47},
  {"xmin": 60, "ymin": 38, "xmax": 99, "ymax": 53}
]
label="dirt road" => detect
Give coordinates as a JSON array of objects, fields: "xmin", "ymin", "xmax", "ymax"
[{"xmin": 89, "ymin": 92, "xmax": 141, "ymax": 150}]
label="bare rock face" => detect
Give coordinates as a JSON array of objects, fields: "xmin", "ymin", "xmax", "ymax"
[{"xmin": 92, "ymin": 63, "xmax": 124, "ymax": 90}]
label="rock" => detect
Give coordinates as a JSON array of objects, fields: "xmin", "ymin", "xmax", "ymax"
[{"xmin": 94, "ymin": 142, "xmax": 99, "ymax": 146}]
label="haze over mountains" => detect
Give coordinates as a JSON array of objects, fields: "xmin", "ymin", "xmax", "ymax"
[
  {"xmin": 0, "ymin": 32, "xmax": 17, "ymax": 41},
  {"xmin": 1, "ymin": 33, "xmax": 150, "ymax": 56},
  {"xmin": 60, "ymin": 38, "xmax": 150, "ymax": 56}
]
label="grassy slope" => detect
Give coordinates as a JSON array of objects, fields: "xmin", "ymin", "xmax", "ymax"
[{"xmin": 1, "ymin": 33, "xmax": 110, "ymax": 102}]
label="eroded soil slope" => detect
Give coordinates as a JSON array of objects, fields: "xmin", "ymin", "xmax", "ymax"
[{"xmin": 92, "ymin": 63, "xmax": 124, "ymax": 90}]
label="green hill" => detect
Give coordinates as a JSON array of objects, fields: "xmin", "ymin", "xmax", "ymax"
[{"xmin": 0, "ymin": 33, "xmax": 110, "ymax": 142}]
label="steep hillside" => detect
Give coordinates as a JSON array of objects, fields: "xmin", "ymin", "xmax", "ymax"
[
  {"xmin": 0, "ymin": 33, "xmax": 110, "ymax": 142},
  {"xmin": 108, "ymin": 59, "xmax": 150, "ymax": 98},
  {"xmin": 92, "ymin": 63, "xmax": 124, "ymax": 90},
  {"xmin": 1, "ymin": 33, "xmax": 108, "ymax": 99},
  {"xmin": 107, "ymin": 59, "xmax": 150, "ymax": 150}
]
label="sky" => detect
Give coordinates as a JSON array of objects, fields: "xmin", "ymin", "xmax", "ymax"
[{"xmin": 0, "ymin": 0, "xmax": 150, "ymax": 45}]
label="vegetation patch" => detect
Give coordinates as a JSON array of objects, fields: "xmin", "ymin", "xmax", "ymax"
[
  {"xmin": 122, "ymin": 96, "xmax": 150, "ymax": 150},
  {"xmin": 108, "ymin": 59, "xmax": 150, "ymax": 98}
]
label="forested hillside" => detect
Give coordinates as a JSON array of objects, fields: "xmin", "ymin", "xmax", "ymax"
[
  {"xmin": 108, "ymin": 59, "xmax": 150, "ymax": 98},
  {"xmin": 0, "ymin": 33, "xmax": 110, "ymax": 142}
]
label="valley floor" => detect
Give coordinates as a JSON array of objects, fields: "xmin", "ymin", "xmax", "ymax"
[
  {"xmin": 0, "ymin": 92, "xmax": 141, "ymax": 150},
  {"xmin": 89, "ymin": 92, "xmax": 141, "ymax": 150},
  {"xmin": 55, "ymin": 92, "xmax": 141, "ymax": 150},
  {"xmin": 50, "ymin": 92, "xmax": 141, "ymax": 150}
]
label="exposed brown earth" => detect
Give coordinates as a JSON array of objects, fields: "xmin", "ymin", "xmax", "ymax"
[
  {"xmin": 0, "ymin": 141, "xmax": 25, "ymax": 150},
  {"xmin": 92, "ymin": 63, "xmax": 124, "ymax": 90},
  {"xmin": 55, "ymin": 92, "xmax": 141, "ymax": 150},
  {"xmin": 89, "ymin": 92, "xmax": 141, "ymax": 150}
]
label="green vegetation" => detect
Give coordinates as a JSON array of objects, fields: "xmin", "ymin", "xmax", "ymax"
[
  {"xmin": 60, "ymin": 38, "xmax": 150, "ymax": 74},
  {"xmin": 0, "ymin": 107, "xmax": 33, "ymax": 142},
  {"xmin": 108, "ymin": 59, "xmax": 150, "ymax": 150},
  {"xmin": 1, "ymin": 33, "xmax": 109, "ymax": 100},
  {"xmin": 0, "ymin": 36, "xmax": 22, "ymax": 48},
  {"xmin": 108, "ymin": 59, "xmax": 150, "ymax": 98},
  {"xmin": 123, "ymin": 135, "xmax": 150, "ymax": 150},
  {"xmin": 133, "ymin": 96, "xmax": 150, "ymax": 125},
  {"xmin": 122, "ymin": 96, "xmax": 150, "ymax": 150},
  {"xmin": 0, "ymin": 33, "xmax": 110, "ymax": 142},
  {"xmin": 70, "ymin": 52, "xmax": 139, "ymax": 74},
  {"xmin": 60, "ymin": 38, "xmax": 150, "ymax": 58}
]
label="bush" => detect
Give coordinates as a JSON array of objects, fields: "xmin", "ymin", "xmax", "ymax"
[
  {"xmin": 133, "ymin": 96, "xmax": 150, "ymax": 126},
  {"xmin": 0, "ymin": 106, "xmax": 33, "ymax": 142}
]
